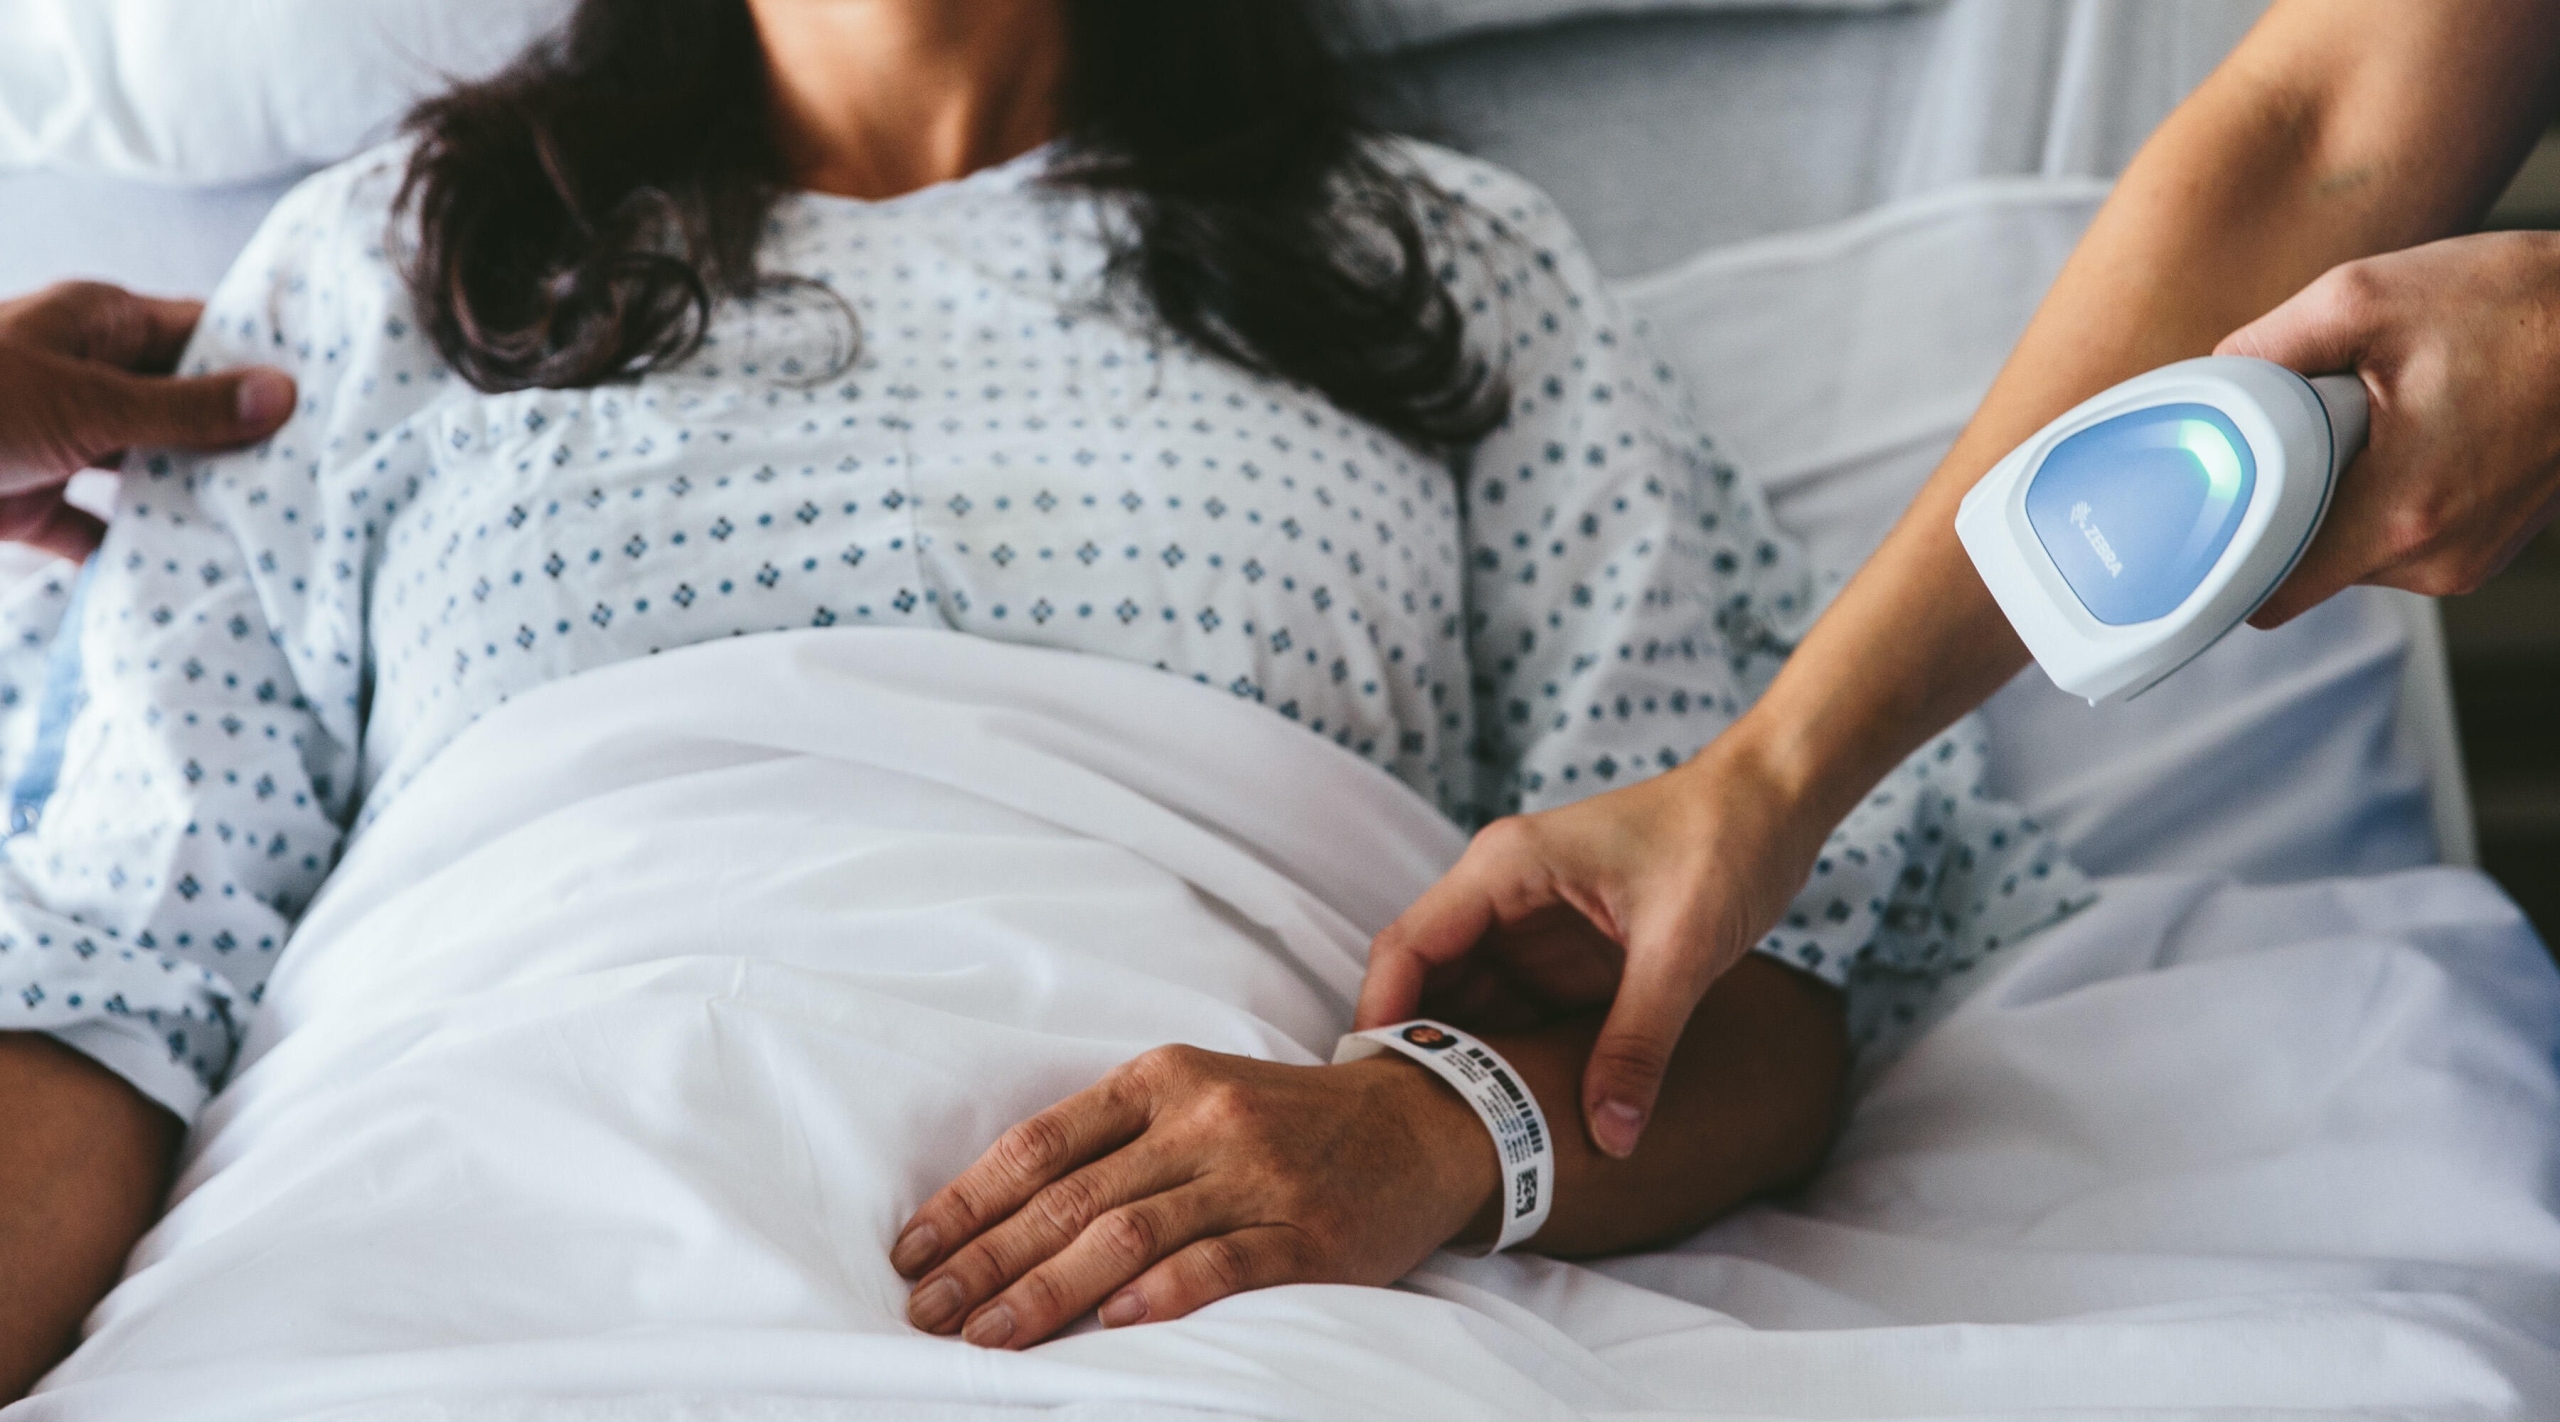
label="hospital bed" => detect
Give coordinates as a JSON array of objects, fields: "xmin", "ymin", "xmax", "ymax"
[
  {"xmin": 0, "ymin": 0, "xmax": 2477, "ymax": 880},
  {"xmin": 0, "ymin": 2, "xmax": 2549, "ymax": 1418}
]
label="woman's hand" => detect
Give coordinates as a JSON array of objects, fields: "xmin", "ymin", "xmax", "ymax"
[
  {"xmin": 893, "ymin": 1044, "xmax": 1497, "ymax": 1349},
  {"xmin": 1359, "ymin": 734, "xmax": 1831, "ymax": 1160},
  {"xmin": 2220, "ymin": 230, "xmax": 2560, "ymax": 625}
]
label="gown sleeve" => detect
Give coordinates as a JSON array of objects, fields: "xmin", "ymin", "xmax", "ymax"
[
  {"xmin": 1425, "ymin": 147, "xmax": 2091, "ymax": 1043},
  {"xmin": 1425, "ymin": 151, "xmax": 1807, "ymax": 820},
  {"xmin": 0, "ymin": 151, "xmax": 427, "ymax": 1118}
]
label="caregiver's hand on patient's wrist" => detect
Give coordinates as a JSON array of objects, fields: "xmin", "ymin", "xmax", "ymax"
[
  {"xmin": 0, "ymin": 282, "xmax": 296, "ymax": 560},
  {"xmin": 895, "ymin": 1045, "xmax": 1497, "ymax": 1349},
  {"xmin": 1360, "ymin": 729, "xmax": 1830, "ymax": 1160}
]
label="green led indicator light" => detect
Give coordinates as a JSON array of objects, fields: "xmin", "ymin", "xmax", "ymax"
[{"xmin": 2178, "ymin": 419, "xmax": 2246, "ymax": 502}]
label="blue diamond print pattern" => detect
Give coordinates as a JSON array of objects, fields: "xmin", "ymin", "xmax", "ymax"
[{"xmin": 0, "ymin": 137, "xmax": 2083, "ymax": 1125}]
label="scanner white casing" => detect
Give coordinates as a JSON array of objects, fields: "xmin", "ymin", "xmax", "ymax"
[{"xmin": 1954, "ymin": 357, "xmax": 2364, "ymax": 705}]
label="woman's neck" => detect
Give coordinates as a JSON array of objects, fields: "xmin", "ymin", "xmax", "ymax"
[{"xmin": 748, "ymin": 0, "xmax": 1069, "ymax": 201}]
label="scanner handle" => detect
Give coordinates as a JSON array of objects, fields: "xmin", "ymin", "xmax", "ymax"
[{"xmin": 2307, "ymin": 373, "xmax": 2370, "ymax": 473}]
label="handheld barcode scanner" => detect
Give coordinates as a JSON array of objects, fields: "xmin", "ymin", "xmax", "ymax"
[{"xmin": 1956, "ymin": 356, "xmax": 2368, "ymax": 705}]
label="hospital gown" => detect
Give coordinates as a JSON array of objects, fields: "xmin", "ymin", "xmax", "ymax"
[{"xmin": 0, "ymin": 141, "xmax": 2089, "ymax": 1120}]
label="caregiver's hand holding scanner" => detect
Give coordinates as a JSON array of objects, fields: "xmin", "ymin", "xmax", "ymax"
[{"xmin": 1365, "ymin": 0, "xmax": 2560, "ymax": 1156}]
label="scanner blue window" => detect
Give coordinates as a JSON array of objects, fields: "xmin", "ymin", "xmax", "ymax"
[{"xmin": 2024, "ymin": 403, "xmax": 2257, "ymax": 626}]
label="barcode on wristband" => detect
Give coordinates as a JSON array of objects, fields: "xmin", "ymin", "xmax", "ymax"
[{"xmin": 1445, "ymin": 1042, "xmax": 1545, "ymax": 1171}]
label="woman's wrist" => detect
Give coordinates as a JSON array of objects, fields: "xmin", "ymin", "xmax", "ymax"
[{"xmin": 1342, "ymin": 1054, "xmax": 1504, "ymax": 1251}]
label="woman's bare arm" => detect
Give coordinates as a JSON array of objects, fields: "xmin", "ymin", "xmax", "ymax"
[
  {"xmin": 1365, "ymin": 0, "xmax": 2560, "ymax": 1155},
  {"xmin": 0, "ymin": 1034, "xmax": 179, "ymax": 1401}
]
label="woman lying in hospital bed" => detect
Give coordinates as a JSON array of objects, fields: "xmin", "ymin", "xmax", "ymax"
[{"xmin": 2, "ymin": 0, "xmax": 2084, "ymax": 1381}]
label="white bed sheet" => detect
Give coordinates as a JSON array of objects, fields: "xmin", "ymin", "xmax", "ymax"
[
  {"xmin": 0, "ymin": 9, "xmax": 2538, "ymax": 1411},
  {"xmin": 20, "ymin": 630, "xmax": 2556, "ymax": 1420}
]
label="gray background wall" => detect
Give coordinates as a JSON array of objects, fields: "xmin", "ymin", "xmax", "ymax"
[{"xmin": 2461, "ymin": 153, "xmax": 2560, "ymax": 939}]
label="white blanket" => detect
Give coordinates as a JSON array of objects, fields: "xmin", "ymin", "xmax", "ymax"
[{"xmin": 20, "ymin": 630, "xmax": 2560, "ymax": 1421}]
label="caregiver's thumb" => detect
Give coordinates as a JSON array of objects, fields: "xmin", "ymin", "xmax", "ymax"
[
  {"xmin": 54, "ymin": 363, "xmax": 300, "ymax": 471},
  {"xmin": 0, "ymin": 281, "xmax": 298, "ymax": 496},
  {"xmin": 1582, "ymin": 940, "xmax": 1703, "ymax": 1159}
]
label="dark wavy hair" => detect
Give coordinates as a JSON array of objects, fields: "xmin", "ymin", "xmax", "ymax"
[{"xmin": 395, "ymin": 1, "xmax": 1505, "ymax": 451}]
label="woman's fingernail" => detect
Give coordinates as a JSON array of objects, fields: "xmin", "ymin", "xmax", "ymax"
[
  {"xmin": 1099, "ymin": 1291, "xmax": 1149, "ymax": 1328},
  {"xmin": 236, "ymin": 369, "xmax": 294, "ymax": 428},
  {"xmin": 1594, "ymin": 1100, "xmax": 1646, "ymax": 1158},
  {"xmin": 963, "ymin": 1303, "xmax": 1016, "ymax": 1349},
  {"xmin": 891, "ymin": 1222, "xmax": 939, "ymax": 1276},
  {"xmin": 908, "ymin": 1277, "xmax": 964, "ymax": 1332}
]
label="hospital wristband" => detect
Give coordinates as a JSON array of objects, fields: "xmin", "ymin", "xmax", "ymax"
[{"xmin": 1334, "ymin": 1020, "xmax": 1554, "ymax": 1255}]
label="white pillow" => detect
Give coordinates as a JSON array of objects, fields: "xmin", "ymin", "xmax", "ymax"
[
  {"xmin": 0, "ymin": 0, "xmax": 1922, "ymax": 186},
  {"xmin": 1376, "ymin": 0, "xmax": 1916, "ymax": 48},
  {"xmin": 0, "ymin": 0, "xmax": 573, "ymax": 183}
]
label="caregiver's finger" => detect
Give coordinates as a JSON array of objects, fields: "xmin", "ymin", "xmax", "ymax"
[
  {"xmin": 2216, "ymin": 274, "xmax": 2390, "ymax": 630},
  {"xmin": 1581, "ymin": 938, "xmax": 1710, "ymax": 1159},
  {"xmin": 54, "ymin": 287, "xmax": 208, "ymax": 375},
  {"xmin": 1099, "ymin": 1224, "xmax": 1319, "ymax": 1331},
  {"xmin": 79, "ymin": 364, "xmax": 298, "ymax": 458},
  {"xmin": 906, "ymin": 1142, "xmax": 1192, "ymax": 1335},
  {"xmin": 1358, "ymin": 831, "xmax": 1527, "ymax": 1029},
  {"xmin": 893, "ymin": 1072, "xmax": 1152, "ymax": 1279},
  {"xmin": 0, "ymin": 493, "xmax": 105, "ymax": 562},
  {"xmin": 960, "ymin": 1184, "xmax": 1228, "ymax": 1348},
  {"xmin": 2245, "ymin": 499, "xmax": 2376, "ymax": 628},
  {"xmin": 2244, "ymin": 387, "xmax": 2403, "ymax": 629}
]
